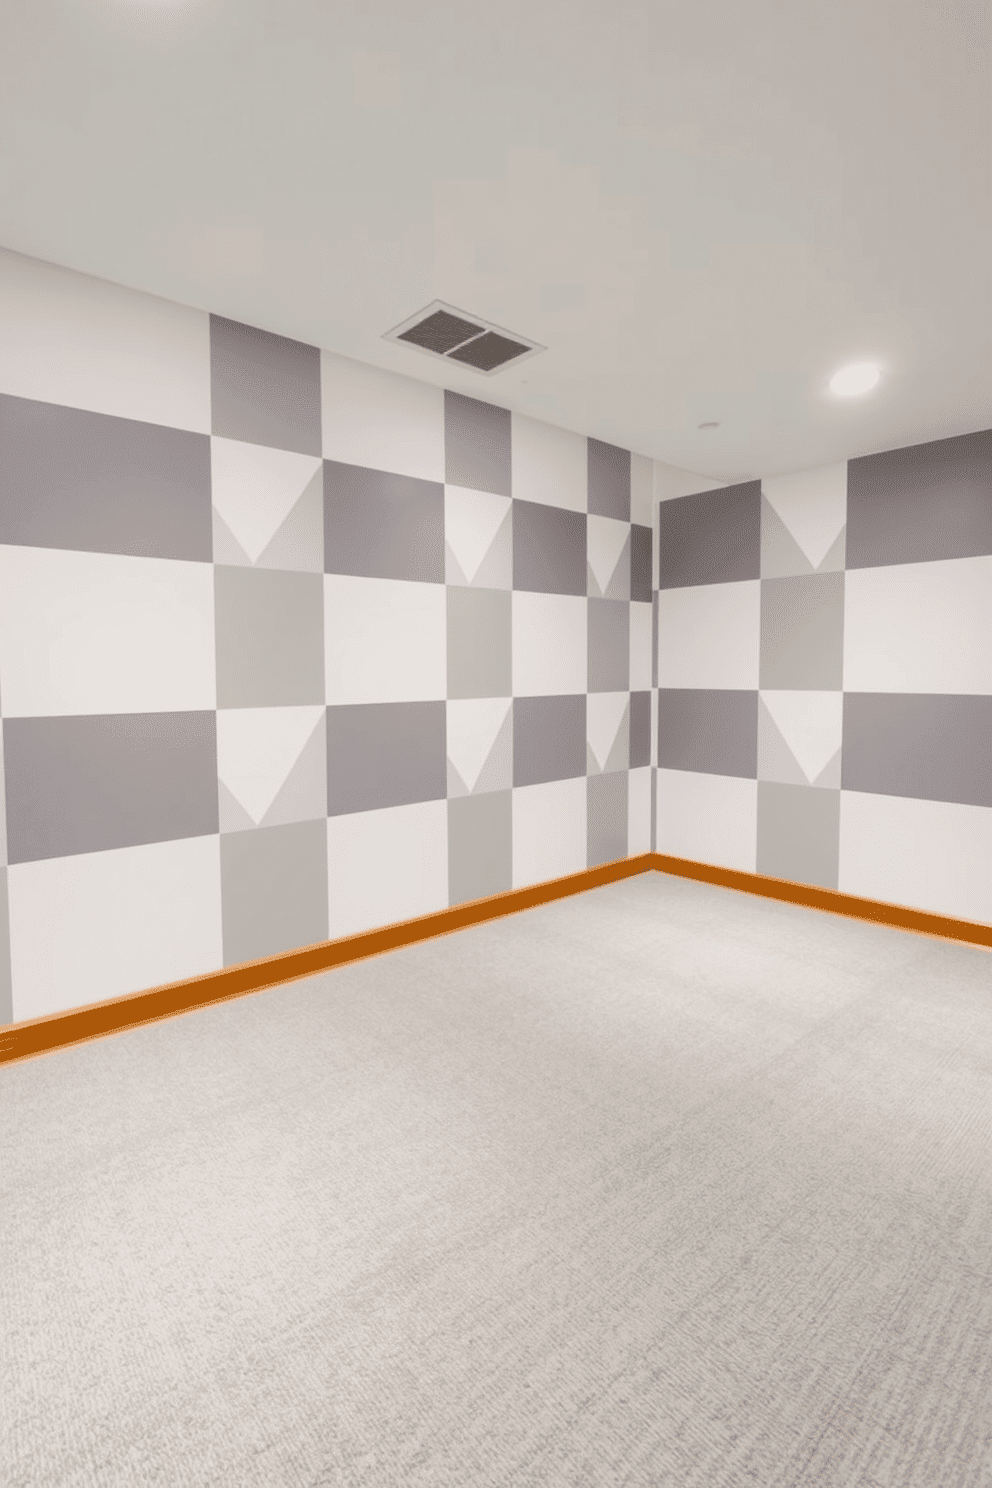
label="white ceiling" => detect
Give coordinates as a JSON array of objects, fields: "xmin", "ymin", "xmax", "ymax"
[{"xmin": 1, "ymin": 0, "xmax": 990, "ymax": 482}]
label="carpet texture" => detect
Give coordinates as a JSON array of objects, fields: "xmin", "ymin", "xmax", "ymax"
[{"xmin": 1, "ymin": 873, "xmax": 991, "ymax": 1487}]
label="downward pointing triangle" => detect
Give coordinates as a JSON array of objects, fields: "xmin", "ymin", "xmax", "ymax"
[
  {"xmin": 447, "ymin": 760, "xmax": 470, "ymax": 797},
  {"xmin": 218, "ymin": 780, "xmax": 257, "ymax": 832},
  {"xmin": 760, "ymin": 497, "xmax": 814, "ymax": 579},
  {"xmin": 757, "ymin": 699, "xmax": 808, "ymax": 785},
  {"xmin": 260, "ymin": 714, "xmax": 327, "ymax": 827},
  {"xmin": 813, "ymin": 747, "xmax": 842, "ymax": 788},
  {"xmin": 472, "ymin": 708, "xmax": 513, "ymax": 793},
  {"xmin": 470, "ymin": 507, "xmax": 513, "ymax": 590},
  {"xmin": 213, "ymin": 508, "xmax": 253, "ymax": 567},
  {"xmin": 256, "ymin": 468, "xmax": 324, "ymax": 573}
]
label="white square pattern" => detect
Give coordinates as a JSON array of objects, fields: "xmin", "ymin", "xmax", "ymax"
[
  {"xmin": 324, "ymin": 574, "xmax": 446, "ymax": 704},
  {"xmin": 656, "ymin": 580, "xmax": 761, "ymax": 691},
  {"xmin": 0, "ymin": 247, "xmax": 211, "ymax": 433},
  {"xmin": 321, "ymin": 350, "xmax": 445, "ymax": 482},
  {"xmin": 628, "ymin": 766, "xmax": 652, "ymax": 855},
  {"xmin": 512, "ymin": 591, "xmax": 587, "ymax": 697},
  {"xmin": 510, "ymin": 412, "xmax": 587, "ymax": 512},
  {"xmin": 839, "ymin": 791, "xmax": 992, "ymax": 924},
  {"xmin": 327, "ymin": 801, "xmax": 448, "ymax": 939},
  {"xmin": 0, "ymin": 545, "xmax": 217, "ymax": 717},
  {"xmin": 843, "ymin": 556, "xmax": 992, "ymax": 695},
  {"xmin": 8, "ymin": 836, "xmax": 223, "ymax": 1022},
  {"xmin": 512, "ymin": 777, "xmax": 587, "ymax": 890},
  {"xmin": 656, "ymin": 768, "xmax": 757, "ymax": 873}
]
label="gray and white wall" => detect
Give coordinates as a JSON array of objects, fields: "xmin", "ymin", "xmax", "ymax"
[
  {"xmin": 0, "ymin": 247, "xmax": 666, "ymax": 1026},
  {"xmin": 1, "ymin": 247, "xmax": 989, "ymax": 1029},
  {"xmin": 651, "ymin": 448, "xmax": 992, "ymax": 922}
]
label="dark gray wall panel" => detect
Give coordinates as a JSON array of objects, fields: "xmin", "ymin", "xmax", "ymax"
[
  {"xmin": 847, "ymin": 429, "xmax": 992, "ymax": 569},
  {"xmin": 842, "ymin": 693, "xmax": 992, "ymax": 807},
  {"xmin": 513, "ymin": 499, "xmax": 587, "ymax": 596},
  {"xmin": 658, "ymin": 689, "xmax": 758, "ymax": 778},
  {"xmin": 326, "ymin": 701, "xmax": 446, "ymax": 815},
  {"xmin": 4, "ymin": 713, "xmax": 219, "ymax": 864},
  {"xmin": 444, "ymin": 391, "xmax": 511, "ymax": 496},
  {"xmin": 658, "ymin": 482, "xmax": 761, "ymax": 590},
  {"xmin": 513, "ymin": 695, "xmax": 586, "ymax": 787},
  {"xmin": 210, "ymin": 315, "xmax": 321, "ymax": 456},
  {"xmin": 0, "ymin": 394, "xmax": 211, "ymax": 561},
  {"xmin": 324, "ymin": 461, "xmax": 444, "ymax": 583}
]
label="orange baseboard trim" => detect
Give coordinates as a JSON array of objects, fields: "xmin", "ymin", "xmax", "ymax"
[
  {"xmin": 652, "ymin": 853, "xmax": 992, "ymax": 951},
  {"xmin": 3, "ymin": 850, "xmax": 989, "ymax": 1068},
  {"xmin": 0, "ymin": 854, "xmax": 655, "ymax": 1067}
]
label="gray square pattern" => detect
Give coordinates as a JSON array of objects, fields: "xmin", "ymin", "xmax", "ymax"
[
  {"xmin": 589, "ymin": 600, "xmax": 629, "ymax": 693},
  {"xmin": 327, "ymin": 701, "xmax": 447, "ymax": 815},
  {"xmin": 3, "ymin": 713, "xmax": 219, "ymax": 865},
  {"xmin": 513, "ymin": 500, "xmax": 587, "ymax": 596},
  {"xmin": 210, "ymin": 315, "xmax": 321, "ymax": 456},
  {"xmin": 658, "ymin": 690, "xmax": 759, "ymax": 779},
  {"xmin": 444, "ymin": 391, "xmax": 511, "ymax": 496},
  {"xmin": 514, "ymin": 695, "xmax": 586, "ymax": 787},
  {"xmin": 588, "ymin": 771, "xmax": 628, "ymax": 866},
  {"xmin": 847, "ymin": 428, "xmax": 992, "ymax": 569},
  {"xmin": 215, "ymin": 567, "xmax": 325, "ymax": 708},
  {"xmin": 447, "ymin": 588, "xmax": 512, "ymax": 699},
  {"xmin": 842, "ymin": 694, "xmax": 992, "ymax": 808},
  {"xmin": 448, "ymin": 790, "xmax": 512, "ymax": 904},
  {"xmin": 630, "ymin": 691, "xmax": 651, "ymax": 768},
  {"xmin": 756, "ymin": 781, "xmax": 840, "ymax": 890},
  {"xmin": 324, "ymin": 463, "xmax": 444, "ymax": 583},
  {"xmin": 588, "ymin": 438, "xmax": 631, "ymax": 521},
  {"xmin": 759, "ymin": 573, "xmax": 845, "ymax": 691},
  {"xmin": 8, "ymin": 281, "xmax": 991, "ymax": 1030},
  {"xmin": 658, "ymin": 481, "xmax": 761, "ymax": 590},
  {"xmin": 0, "ymin": 393, "xmax": 212, "ymax": 561},
  {"xmin": 221, "ymin": 819, "xmax": 328, "ymax": 966}
]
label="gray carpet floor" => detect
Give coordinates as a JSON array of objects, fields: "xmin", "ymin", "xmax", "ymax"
[{"xmin": 1, "ymin": 871, "xmax": 991, "ymax": 1487}]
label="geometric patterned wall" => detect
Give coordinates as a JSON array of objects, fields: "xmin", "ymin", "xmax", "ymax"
[
  {"xmin": 0, "ymin": 248, "xmax": 655, "ymax": 1027},
  {"xmin": 653, "ymin": 434, "xmax": 992, "ymax": 926}
]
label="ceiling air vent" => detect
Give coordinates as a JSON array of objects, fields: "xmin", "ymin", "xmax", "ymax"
[{"xmin": 384, "ymin": 300, "xmax": 545, "ymax": 376}]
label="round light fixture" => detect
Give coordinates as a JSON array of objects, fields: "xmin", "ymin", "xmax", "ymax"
[
  {"xmin": 698, "ymin": 421, "xmax": 720, "ymax": 430},
  {"xmin": 829, "ymin": 362, "xmax": 880, "ymax": 396}
]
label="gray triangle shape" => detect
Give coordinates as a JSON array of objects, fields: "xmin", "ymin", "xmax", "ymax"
[
  {"xmin": 445, "ymin": 542, "xmax": 471, "ymax": 587},
  {"xmin": 587, "ymin": 561, "xmax": 605, "ymax": 599},
  {"xmin": 447, "ymin": 759, "xmax": 470, "ymax": 797},
  {"xmin": 471, "ymin": 506, "xmax": 513, "ymax": 590},
  {"xmin": 260, "ymin": 713, "xmax": 327, "ymax": 828},
  {"xmin": 256, "ymin": 467, "xmax": 324, "ymax": 573},
  {"xmin": 604, "ymin": 532, "xmax": 632, "ymax": 600},
  {"xmin": 603, "ymin": 705, "xmax": 631, "ymax": 774},
  {"xmin": 587, "ymin": 742, "xmax": 601, "ymax": 775},
  {"xmin": 212, "ymin": 508, "xmax": 254, "ymax": 567},
  {"xmin": 757, "ymin": 698, "xmax": 809, "ymax": 785},
  {"xmin": 219, "ymin": 779, "xmax": 257, "ymax": 833},
  {"xmin": 472, "ymin": 708, "xmax": 513, "ymax": 794},
  {"xmin": 812, "ymin": 746, "xmax": 842, "ymax": 789},
  {"xmin": 760, "ymin": 496, "xmax": 815, "ymax": 579},
  {"xmin": 816, "ymin": 524, "xmax": 847, "ymax": 573}
]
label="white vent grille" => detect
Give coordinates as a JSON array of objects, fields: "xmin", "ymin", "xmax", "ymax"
[{"xmin": 384, "ymin": 300, "xmax": 545, "ymax": 375}]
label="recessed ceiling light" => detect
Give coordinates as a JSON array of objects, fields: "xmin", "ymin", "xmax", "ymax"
[
  {"xmin": 829, "ymin": 362, "xmax": 880, "ymax": 396},
  {"xmin": 698, "ymin": 421, "xmax": 720, "ymax": 430}
]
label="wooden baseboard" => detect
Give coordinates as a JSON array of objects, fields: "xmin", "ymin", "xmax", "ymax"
[
  {"xmin": 3, "ymin": 849, "xmax": 988, "ymax": 1068},
  {"xmin": 0, "ymin": 854, "xmax": 655, "ymax": 1067},
  {"xmin": 652, "ymin": 853, "xmax": 992, "ymax": 951}
]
